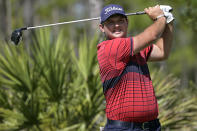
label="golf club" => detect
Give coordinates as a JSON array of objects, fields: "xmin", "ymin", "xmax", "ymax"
[
  {"xmin": 11, "ymin": 11, "xmax": 145, "ymax": 45},
  {"xmin": 11, "ymin": 4, "xmax": 173, "ymax": 45}
]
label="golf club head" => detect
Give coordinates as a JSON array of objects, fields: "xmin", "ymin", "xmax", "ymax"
[{"xmin": 11, "ymin": 28, "xmax": 26, "ymax": 45}]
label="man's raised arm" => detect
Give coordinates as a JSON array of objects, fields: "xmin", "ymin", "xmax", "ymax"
[
  {"xmin": 133, "ymin": 5, "xmax": 166, "ymax": 55},
  {"xmin": 148, "ymin": 22, "xmax": 174, "ymax": 61}
]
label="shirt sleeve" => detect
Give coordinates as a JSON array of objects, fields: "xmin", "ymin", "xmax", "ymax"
[
  {"xmin": 143, "ymin": 44, "xmax": 153, "ymax": 61},
  {"xmin": 106, "ymin": 37, "xmax": 132, "ymax": 69}
]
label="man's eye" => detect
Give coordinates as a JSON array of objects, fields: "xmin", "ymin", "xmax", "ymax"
[
  {"xmin": 119, "ymin": 20, "xmax": 125, "ymax": 23},
  {"xmin": 107, "ymin": 22, "xmax": 114, "ymax": 26}
]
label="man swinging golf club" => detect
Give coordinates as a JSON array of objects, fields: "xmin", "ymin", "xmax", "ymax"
[{"xmin": 97, "ymin": 4, "xmax": 174, "ymax": 131}]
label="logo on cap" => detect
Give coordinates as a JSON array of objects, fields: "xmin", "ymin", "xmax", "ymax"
[{"xmin": 105, "ymin": 6, "xmax": 123, "ymax": 14}]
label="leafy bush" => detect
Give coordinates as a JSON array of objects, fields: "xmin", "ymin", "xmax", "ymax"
[
  {"xmin": 152, "ymin": 69, "xmax": 197, "ymax": 130},
  {"xmin": 0, "ymin": 29, "xmax": 104, "ymax": 131}
]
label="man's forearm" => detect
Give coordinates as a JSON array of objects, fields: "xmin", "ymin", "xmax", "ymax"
[
  {"xmin": 144, "ymin": 17, "xmax": 166, "ymax": 40},
  {"xmin": 133, "ymin": 17, "xmax": 166, "ymax": 54}
]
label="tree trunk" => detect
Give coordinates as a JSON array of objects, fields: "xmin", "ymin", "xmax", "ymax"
[
  {"xmin": 0, "ymin": 0, "xmax": 12, "ymax": 42},
  {"xmin": 88, "ymin": 0, "xmax": 103, "ymax": 35},
  {"xmin": 52, "ymin": 8, "xmax": 60, "ymax": 39},
  {"xmin": 23, "ymin": 0, "xmax": 35, "ymax": 49}
]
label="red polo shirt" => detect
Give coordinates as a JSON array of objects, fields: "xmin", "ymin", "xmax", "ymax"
[{"xmin": 97, "ymin": 37, "xmax": 158, "ymax": 122}]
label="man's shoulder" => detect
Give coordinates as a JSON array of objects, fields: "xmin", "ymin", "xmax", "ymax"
[
  {"xmin": 97, "ymin": 37, "xmax": 132, "ymax": 53},
  {"xmin": 98, "ymin": 37, "xmax": 131, "ymax": 46}
]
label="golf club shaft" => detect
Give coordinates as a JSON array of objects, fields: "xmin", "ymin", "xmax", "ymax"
[
  {"xmin": 27, "ymin": 17, "xmax": 100, "ymax": 30},
  {"xmin": 26, "ymin": 11, "xmax": 145, "ymax": 30}
]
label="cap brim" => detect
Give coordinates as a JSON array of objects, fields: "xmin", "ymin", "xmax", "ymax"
[{"xmin": 101, "ymin": 12, "xmax": 127, "ymax": 23}]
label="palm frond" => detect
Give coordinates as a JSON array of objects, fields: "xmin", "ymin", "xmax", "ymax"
[{"xmin": 151, "ymin": 69, "xmax": 197, "ymax": 130}]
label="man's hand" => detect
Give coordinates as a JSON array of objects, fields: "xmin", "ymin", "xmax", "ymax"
[
  {"xmin": 144, "ymin": 5, "xmax": 165, "ymax": 21},
  {"xmin": 164, "ymin": 12, "xmax": 174, "ymax": 24},
  {"xmin": 160, "ymin": 5, "xmax": 173, "ymax": 13},
  {"xmin": 160, "ymin": 5, "xmax": 175, "ymax": 24}
]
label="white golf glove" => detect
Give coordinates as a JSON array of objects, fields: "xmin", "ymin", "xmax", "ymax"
[
  {"xmin": 160, "ymin": 5, "xmax": 173, "ymax": 12},
  {"xmin": 164, "ymin": 11, "xmax": 174, "ymax": 24},
  {"xmin": 160, "ymin": 5, "xmax": 175, "ymax": 24}
]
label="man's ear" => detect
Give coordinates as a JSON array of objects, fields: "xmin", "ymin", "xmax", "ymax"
[
  {"xmin": 126, "ymin": 18, "xmax": 129, "ymax": 26},
  {"xmin": 99, "ymin": 24, "xmax": 105, "ymax": 33}
]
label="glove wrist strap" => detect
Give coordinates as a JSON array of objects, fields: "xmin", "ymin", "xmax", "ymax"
[{"xmin": 154, "ymin": 14, "xmax": 165, "ymax": 21}]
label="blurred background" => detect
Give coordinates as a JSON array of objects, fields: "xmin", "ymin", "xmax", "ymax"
[{"xmin": 0, "ymin": 0, "xmax": 196, "ymax": 130}]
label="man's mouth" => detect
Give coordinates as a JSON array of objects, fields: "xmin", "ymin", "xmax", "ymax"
[{"xmin": 113, "ymin": 30, "xmax": 122, "ymax": 34}]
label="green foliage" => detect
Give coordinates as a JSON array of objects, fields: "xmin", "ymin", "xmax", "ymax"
[
  {"xmin": 62, "ymin": 35, "xmax": 105, "ymax": 131},
  {"xmin": 152, "ymin": 69, "xmax": 197, "ymax": 130},
  {"xmin": 0, "ymin": 29, "xmax": 104, "ymax": 130}
]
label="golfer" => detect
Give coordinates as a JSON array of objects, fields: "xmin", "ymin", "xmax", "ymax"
[{"xmin": 97, "ymin": 4, "xmax": 174, "ymax": 131}]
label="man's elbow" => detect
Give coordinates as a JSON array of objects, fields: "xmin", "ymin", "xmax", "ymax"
[
  {"xmin": 157, "ymin": 50, "xmax": 170, "ymax": 61},
  {"xmin": 161, "ymin": 53, "xmax": 170, "ymax": 60}
]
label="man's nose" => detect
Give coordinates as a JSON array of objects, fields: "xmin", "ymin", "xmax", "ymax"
[{"xmin": 114, "ymin": 22, "xmax": 120, "ymax": 27}]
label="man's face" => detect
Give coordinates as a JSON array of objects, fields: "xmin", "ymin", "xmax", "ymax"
[{"xmin": 99, "ymin": 14, "xmax": 128, "ymax": 39}]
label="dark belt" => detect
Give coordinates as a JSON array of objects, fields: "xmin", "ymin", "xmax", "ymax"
[{"xmin": 107, "ymin": 119, "xmax": 160, "ymax": 129}]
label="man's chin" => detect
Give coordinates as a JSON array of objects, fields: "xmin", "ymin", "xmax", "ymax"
[
  {"xmin": 112, "ymin": 33, "xmax": 125, "ymax": 38},
  {"xmin": 107, "ymin": 33, "xmax": 126, "ymax": 39},
  {"xmin": 113, "ymin": 33, "xmax": 124, "ymax": 38}
]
